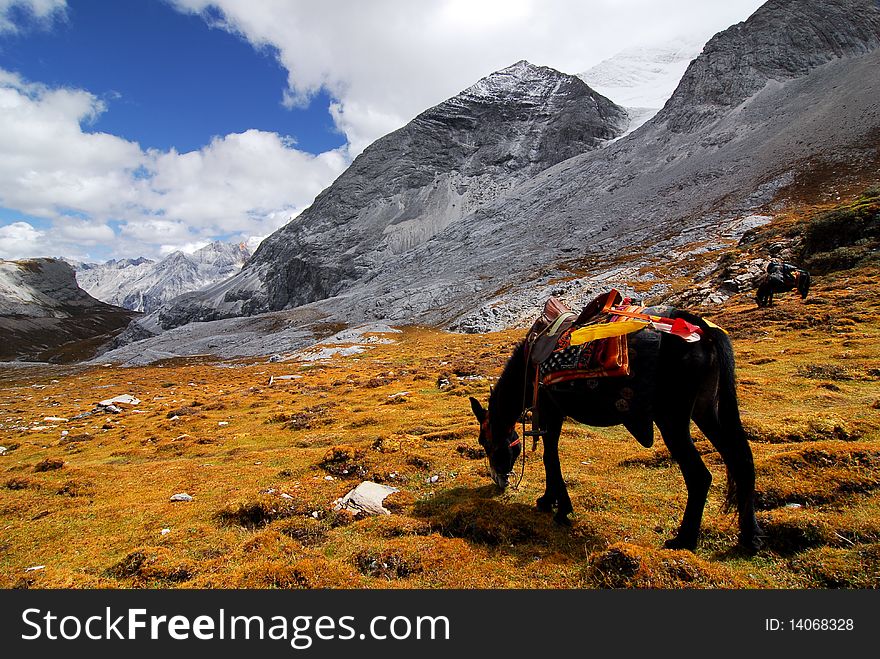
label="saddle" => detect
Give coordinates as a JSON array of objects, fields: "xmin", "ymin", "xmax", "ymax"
[
  {"xmin": 526, "ymin": 297, "xmax": 578, "ymax": 365},
  {"xmin": 526, "ymin": 290, "xmax": 624, "ymax": 365}
]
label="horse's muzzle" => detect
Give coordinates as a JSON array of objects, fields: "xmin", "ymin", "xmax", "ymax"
[{"xmin": 492, "ymin": 470, "xmax": 511, "ymax": 490}]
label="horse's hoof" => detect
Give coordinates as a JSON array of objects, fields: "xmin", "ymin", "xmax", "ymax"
[
  {"xmin": 738, "ymin": 535, "xmax": 763, "ymax": 556},
  {"xmin": 664, "ymin": 536, "xmax": 697, "ymax": 551},
  {"xmin": 536, "ymin": 496, "xmax": 555, "ymax": 513},
  {"xmin": 553, "ymin": 512, "xmax": 572, "ymax": 526}
]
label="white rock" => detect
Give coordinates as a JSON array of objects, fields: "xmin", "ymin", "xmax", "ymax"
[
  {"xmin": 98, "ymin": 395, "xmax": 140, "ymax": 407},
  {"xmin": 268, "ymin": 374, "xmax": 302, "ymax": 385},
  {"xmin": 280, "ymin": 493, "xmax": 294, "ymax": 500},
  {"xmin": 333, "ymin": 481, "xmax": 400, "ymax": 516},
  {"xmin": 324, "ymin": 475, "xmax": 334, "ymax": 481},
  {"xmin": 44, "ymin": 416, "xmax": 68, "ymax": 422},
  {"xmin": 160, "ymin": 528, "xmax": 171, "ymax": 535},
  {"xmin": 169, "ymin": 493, "xmax": 193, "ymax": 502},
  {"xmin": 25, "ymin": 565, "xmax": 45, "ymax": 572},
  {"xmin": 0, "ymin": 447, "xmax": 7, "ymax": 455},
  {"xmin": 218, "ymin": 421, "xmax": 229, "ymax": 426}
]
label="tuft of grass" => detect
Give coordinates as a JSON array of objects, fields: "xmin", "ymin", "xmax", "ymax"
[{"xmin": 584, "ymin": 543, "xmax": 749, "ymax": 588}]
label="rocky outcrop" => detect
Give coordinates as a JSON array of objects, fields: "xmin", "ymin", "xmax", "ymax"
[
  {"xmin": 658, "ymin": 0, "xmax": 880, "ymax": 132},
  {"xmin": 0, "ymin": 259, "xmax": 138, "ymax": 362}
]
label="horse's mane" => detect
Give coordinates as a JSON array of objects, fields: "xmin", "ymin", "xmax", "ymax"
[{"xmin": 488, "ymin": 340, "xmax": 529, "ymax": 427}]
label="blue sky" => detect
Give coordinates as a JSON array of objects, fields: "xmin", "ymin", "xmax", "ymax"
[
  {"xmin": 0, "ymin": 0, "xmax": 765, "ymax": 262},
  {"xmin": 1, "ymin": 1, "xmax": 344, "ymax": 154}
]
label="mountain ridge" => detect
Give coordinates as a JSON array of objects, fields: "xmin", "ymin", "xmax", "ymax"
[
  {"xmin": 73, "ymin": 241, "xmax": 251, "ymax": 313},
  {"xmin": 155, "ymin": 60, "xmax": 628, "ymax": 328},
  {"xmin": 0, "ymin": 258, "xmax": 137, "ymax": 362}
]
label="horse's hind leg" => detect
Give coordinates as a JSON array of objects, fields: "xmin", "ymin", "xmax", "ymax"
[
  {"xmin": 536, "ymin": 413, "xmax": 572, "ymax": 524},
  {"xmin": 656, "ymin": 416, "xmax": 712, "ymax": 550},
  {"xmin": 694, "ymin": 411, "xmax": 761, "ymax": 553}
]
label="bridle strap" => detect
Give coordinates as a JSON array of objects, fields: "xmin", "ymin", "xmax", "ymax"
[{"xmin": 481, "ymin": 417, "xmax": 519, "ymax": 448}]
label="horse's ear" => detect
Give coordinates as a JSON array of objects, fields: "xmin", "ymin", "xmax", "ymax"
[{"xmin": 469, "ymin": 397, "xmax": 486, "ymax": 423}]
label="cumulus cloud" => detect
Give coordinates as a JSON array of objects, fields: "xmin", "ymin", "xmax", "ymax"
[
  {"xmin": 0, "ymin": 68, "xmax": 348, "ymax": 260},
  {"xmin": 143, "ymin": 130, "xmax": 346, "ymax": 233},
  {"xmin": 0, "ymin": 220, "xmax": 47, "ymax": 259},
  {"xmin": 170, "ymin": 0, "xmax": 766, "ymax": 154}
]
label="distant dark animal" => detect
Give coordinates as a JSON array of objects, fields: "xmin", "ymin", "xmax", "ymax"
[
  {"xmin": 469, "ymin": 306, "xmax": 761, "ymax": 553},
  {"xmin": 756, "ymin": 262, "xmax": 811, "ymax": 307}
]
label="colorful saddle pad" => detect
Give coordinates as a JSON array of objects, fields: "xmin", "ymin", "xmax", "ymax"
[
  {"xmin": 538, "ymin": 327, "xmax": 631, "ymax": 386},
  {"xmin": 533, "ymin": 290, "xmax": 715, "ymax": 386}
]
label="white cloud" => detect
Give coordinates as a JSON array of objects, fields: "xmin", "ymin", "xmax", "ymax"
[
  {"xmin": 0, "ymin": 0, "xmax": 65, "ymax": 33},
  {"xmin": 169, "ymin": 0, "xmax": 766, "ymax": 154},
  {"xmin": 0, "ymin": 220, "xmax": 46, "ymax": 258},
  {"xmin": 144, "ymin": 130, "xmax": 346, "ymax": 233},
  {"xmin": 159, "ymin": 240, "xmax": 210, "ymax": 256},
  {"xmin": 0, "ymin": 69, "xmax": 349, "ymax": 261}
]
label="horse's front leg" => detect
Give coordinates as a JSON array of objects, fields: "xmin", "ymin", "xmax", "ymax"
[{"xmin": 536, "ymin": 414, "xmax": 572, "ymax": 524}]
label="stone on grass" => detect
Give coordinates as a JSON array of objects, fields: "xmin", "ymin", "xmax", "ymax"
[
  {"xmin": 333, "ymin": 481, "xmax": 400, "ymax": 516},
  {"xmin": 99, "ymin": 395, "xmax": 140, "ymax": 407},
  {"xmin": 170, "ymin": 493, "xmax": 193, "ymax": 502}
]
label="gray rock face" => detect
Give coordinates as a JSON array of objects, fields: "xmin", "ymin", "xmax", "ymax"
[
  {"xmin": 75, "ymin": 241, "xmax": 250, "ymax": 313},
  {"xmin": 0, "ymin": 258, "xmax": 138, "ymax": 361},
  {"xmin": 349, "ymin": 0, "xmax": 880, "ymax": 329},
  {"xmin": 114, "ymin": 0, "xmax": 880, "ymax": 360},
  {"xmin": 659, "ymin": 0, "xmax": 880, "ymax": 132},
  {"xmin": 157, "ymin": 61, "xmax": 627, "ymax": 329}
]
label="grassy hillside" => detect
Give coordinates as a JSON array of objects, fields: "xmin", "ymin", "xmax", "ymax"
[{"xmin": 1, "ymin": 193, "xmax": 878, "ymax": 589}]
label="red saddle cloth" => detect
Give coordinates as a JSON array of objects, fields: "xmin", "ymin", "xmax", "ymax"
[{"xmin": 538, "ymin": 304, "xmax": 642, "ymax": 386}]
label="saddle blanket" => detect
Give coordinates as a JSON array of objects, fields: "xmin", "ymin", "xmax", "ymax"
[
  {"xmin": 538, "ymin": 304, "xmax": 645, "ymax": 386},
  {"xmin": 532, "ymin": 290, "xmax": 710, "ymax": 387}
]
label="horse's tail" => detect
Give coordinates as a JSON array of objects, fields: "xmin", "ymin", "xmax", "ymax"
[{"xmin": 714, "ymin": 329, "xmax": 743, "ymax": 513}]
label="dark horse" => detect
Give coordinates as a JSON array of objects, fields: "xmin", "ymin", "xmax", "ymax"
[
  {"xmin": 470, "ymin": 306, "xmax": 761, "ymax": 552},
  {"xmin": 756, "ymin": 265, "xmax": 811, "ymax": 307}
]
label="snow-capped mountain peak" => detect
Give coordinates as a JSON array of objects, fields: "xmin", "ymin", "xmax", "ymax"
[{"xmin": 578, "ymin": 38, "xmax": 704, "ymax": 130}]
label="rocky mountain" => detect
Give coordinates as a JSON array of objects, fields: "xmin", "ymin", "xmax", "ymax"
[
  {"xmin": 101, "ymin": 0, "xmax": 880, "ymax": 363},
  {"xmin": 154, "ymin": 61, "xmax": 628, "ymax": 328},
  {"xmin": 74, "ymin": 241, "xmax": 250, "ymax": 313},
  {"xmin": 0, "ymin": 258, "xmax": 138, "ymax": 362}
]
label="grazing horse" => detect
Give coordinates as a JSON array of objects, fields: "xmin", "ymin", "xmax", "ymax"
[
  {"xmin": 470, "ymin": 306, "xmax": 761, "ymax": 552},
  {"xmin": 756, "ymin": 265, "xmax": 811, "ymax": 307}
]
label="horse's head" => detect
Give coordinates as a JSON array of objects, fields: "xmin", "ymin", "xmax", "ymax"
[
  {"xmin": 469, "ymin": 397, "xmax": 521, "ymax": 490},
  {"xmin": 797, "ymin": 270, "xmax": 811, "ymax": 299}
]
